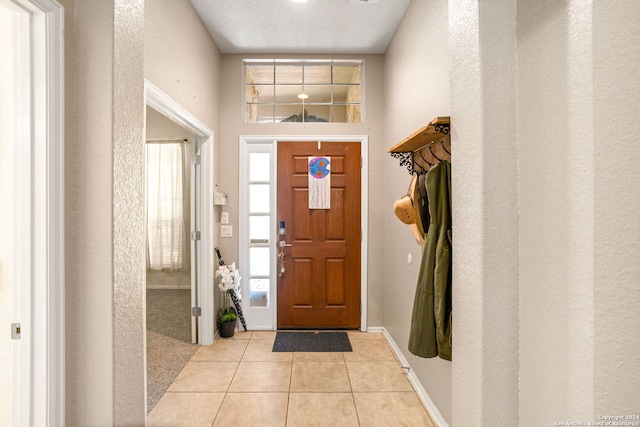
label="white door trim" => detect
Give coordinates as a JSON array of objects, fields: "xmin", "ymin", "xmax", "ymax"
[
  {"xmin": 144, "ymin": 80, "xmax": 216, "ymax": 345},
  {"xmin": 238, "ymin": 135, "xmax": 369, "ymax": 331},
  {"xmin": 7, "ymin": 0, "xmax": 65, "ymax": 425}
]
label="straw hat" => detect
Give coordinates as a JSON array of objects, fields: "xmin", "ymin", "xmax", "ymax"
[
  {"xmin": 393, "ymin": 173, "xmax": 426, "ymax": 245},
  {"xmin": 393, "ymin": 194, "xmax": 415, "ymax": 224}
]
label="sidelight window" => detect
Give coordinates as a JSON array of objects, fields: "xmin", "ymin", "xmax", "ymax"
[
  {"xmin": 245, "ymin": 150, "xmax": 275, "ymax": 309},
  {"xmin": 240, "ymin": 139, "xmax": 279, "ymax": 328}
]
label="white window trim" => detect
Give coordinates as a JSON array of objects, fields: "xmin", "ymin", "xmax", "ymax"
[
  {"xmin": 7, "ymin": 0, "xmax": 65, "ymax": 425},
  {"xmin": 239, "ymin": 135, "xmax": 369, "ymax": 331}
]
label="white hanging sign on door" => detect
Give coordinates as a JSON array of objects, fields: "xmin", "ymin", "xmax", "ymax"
[{"xmin": 308, "ymin": 156, "xmax": 331, "ymax": 209}]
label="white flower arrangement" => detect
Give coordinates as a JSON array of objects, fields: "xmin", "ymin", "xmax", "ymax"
[{"xmin": 216, "ymin": 262, "xmax": 241, "ymax": 299}]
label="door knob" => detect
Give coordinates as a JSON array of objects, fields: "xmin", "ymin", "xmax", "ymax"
[{"xmin": 279, "ymin": 240, "xmax": 292, "ymax": 248}]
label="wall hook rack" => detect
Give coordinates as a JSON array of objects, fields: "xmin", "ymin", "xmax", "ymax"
[{"xmin": 388, "ymin": 116, "xmax": 451, "ymax": 175}]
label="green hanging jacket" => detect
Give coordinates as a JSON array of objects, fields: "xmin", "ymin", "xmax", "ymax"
[{"xmin": 408, "ymin": 160, "xmax": 452, "ymax": 361}]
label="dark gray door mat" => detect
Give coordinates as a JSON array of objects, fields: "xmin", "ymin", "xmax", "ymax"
[{"xmin": 272, "ymin": 331, "xmax": 353, "ymax": 352}]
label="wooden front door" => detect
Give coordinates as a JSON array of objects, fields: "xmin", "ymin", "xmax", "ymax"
[{"xmin": 277, "ymin": 141, "xmax": 361, "ymax": 329}]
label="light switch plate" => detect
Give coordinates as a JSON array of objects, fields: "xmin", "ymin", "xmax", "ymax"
[
  {"xmin": 221, "ymin": 212, "xmax": 229, "ymax": 224},
  {"xmin": 220, "ymin": 225, "xmax": 233, "ymax": 238}
]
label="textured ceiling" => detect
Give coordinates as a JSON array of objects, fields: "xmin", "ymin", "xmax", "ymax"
[{"xmin": 190, "ymin": 0, "xmax": 411, "ymax": 54}]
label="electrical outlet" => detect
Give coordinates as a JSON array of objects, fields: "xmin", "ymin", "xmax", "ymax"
[
  {"xmin": 220, "ymin": 225, "xmax": 233, "ymax": 238},
  {"xmin": 221, "ymin": 212, "xmax": 229, "ymax": 224}
]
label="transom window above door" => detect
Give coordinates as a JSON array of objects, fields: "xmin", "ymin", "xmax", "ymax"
[{"xmin": 244, "ymin": 59, "xmax": 362, "ymax": 123}]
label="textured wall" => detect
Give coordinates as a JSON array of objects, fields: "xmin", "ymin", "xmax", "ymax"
[
  {"xmin": 517, "ymin": 1, "xmax": 596, "ymax": 423},
  {"xmin": 65, "ymin": 0, "xmax": 223, "ymax": 424},
  {"xmin": 61, "ymin": 0, "xmax": 640, "ymax": 423},
  {"xmin": 144, "ymin": 0, "xmax": 221, "ymax": 135},
  {"xmin": 70, "ymin": 1, "xmax": 147, "ymax": 423},
  {"xmin": 217, "ymin": 53, "xmax": 386, "ymax": 327},
  {"xmin": 510, "ymin": 0, "xmax": 639, "ymax": 424},
  {"xmin": 113, "ymin": 0, "xmax": 146, "ymax": 424},
  {"xmin": 449, "ymin": 0, "xmax": 520, "ymax": 425},
  {"xmin": 146, "ymin": 106, "xmax": 193, "ymax": 140},
  {"xmin": 382, "ymin": 0, "xmax": 452, "ymax": 422},
  {"xmin": 593, "ymin": 0, "xmax": 640, "ymax": 415},
  {"xmin": 73, "ymin": 0, "xmax": 116, "ymax": 423}
]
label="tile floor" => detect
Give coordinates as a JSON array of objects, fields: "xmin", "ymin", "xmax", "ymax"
[{"xmin": 147, "ymin": 330, "xmax": 435, "ymax": 427}]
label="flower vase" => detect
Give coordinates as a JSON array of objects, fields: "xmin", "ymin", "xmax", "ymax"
[{"xmin": 218, "ymin": 319, "xmax": 236, "ymax": 338}]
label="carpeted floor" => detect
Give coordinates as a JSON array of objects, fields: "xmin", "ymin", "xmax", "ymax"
[{"xmin": 146, "ymin": 289, "xmax": 198, "ymax": 413}]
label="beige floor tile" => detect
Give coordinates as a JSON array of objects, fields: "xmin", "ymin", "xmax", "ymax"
[
  {"xmin": 147, "ymin": 392, "xmax": 224, "ymax": 427},
  {"xmin": 353, "ymin": 392, "xmax": 435, "ymax": 427},
  {"xmin": 347, "ymin": 330, "xmax": 384, "ymax": 340},
  {"xmin": 213, "ymin": 392, "xmax": 288, "ymax": 427},
  {"xmin": 228, "ymin": 361, "xmax": 292, "ymax": 392},
  {"xmin": 167, "ymin": 361, "xmax": 238, "ymax": 392},
  {"xmin": 346, "ymin": 361, "xmax": 413, "ymax": 392},
  {"xmin": 250, "ymin": 330, "xmax": 278, "ymax": 340},
  {"xmin": 343, "ymin": 339, "xmax": 397, "ymax": 362},
  {"xmin": 231, "ymin": 330, "xmax": 253, "ymax": 340},
  {"xmin": 154, "ymin": 327, "xmax": 433, "ymax": 426},
  {"xmin": 291, "ymin": 361, "xmax": 351, "ymax": 392},
  {"xmin": 191, "ymin": 339, "xmax": 248, "ymax": 361},
  {"xmin": 243, "ymin": 338, "xmax": 293, "ymax": 362},
  {"xmin": 287, "ymin": 392, "xmax": 360, "ymax": 427},
  {"xmin": 293, "ymin": 351, "xmax": 345, "ymax": 362}
]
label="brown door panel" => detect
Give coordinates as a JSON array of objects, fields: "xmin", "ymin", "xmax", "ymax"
[{"xmin": 277, "ymin": 141, "xmax": 361, "ymax": 329}]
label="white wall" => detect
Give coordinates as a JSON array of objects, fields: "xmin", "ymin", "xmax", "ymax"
[
  {"xmin": 383, "ymin": 0, "xmax": 453, "ymax": 423},
  {"xmin": 517, "ymin": 1, "xmax": 595, "ymax": 423},
  {"xmin": 146, "ymin": 106, "xmax": 194, "ymax": 140},
  {"xmin": 145, "ymin": 0, "xmax": 221, "ymax": 135},
  {"xmin": 71, "ymin": 0, "xmax": 117, "ymax": 423},
  {"xmin": 592, "ymin": 0, "xmax": 640, "ymax": 416},
  {"xmin": 63, "ymin": 0, "xmax": 222, "ymax": 424},
  {"xmin": 0, "ymin": 6, "xmax": 14, "ymax": 424},
  {"xmin": 60, "ymin": 0, "xmax": 640, "ymax": 423},
  {"xmin": 217, "ymin": 53, "xmax": 387, "ymax": 326},
  {"xmin": 517, "ymin": 0, "xmax": 640, "ymax": 422},
  {"xmin": 448, "ymin": 0, "xmax": 640, "ymax": 425},
  {"xmin": 449, "ymin": 1, "xmax": 521, "ymax": 425},
  {"xmin": 62, "ymin": 0, "xmax": 76, "ymax": 421}
]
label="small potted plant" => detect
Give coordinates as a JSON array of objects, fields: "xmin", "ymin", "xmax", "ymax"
[{"xmin": 216, "ymin": 262, "xmax": 241, "ymax": 338}]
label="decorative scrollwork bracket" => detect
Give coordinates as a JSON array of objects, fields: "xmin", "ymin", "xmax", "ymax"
[
  {"xmin": 434, "ymin": 122, "xmax": 450, "ymax": 135},
  {"xmin": 388, "ymin": 117, "xmax": 450, "ymax": 175},
  {"xmin": 390, "ymin": 151, "xmax": 415, "ymax": 175}
]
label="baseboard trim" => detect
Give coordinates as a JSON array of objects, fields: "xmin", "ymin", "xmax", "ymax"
[{"xmin": 369, "ymin": 326, "xmax": 449, "ymax": 427}]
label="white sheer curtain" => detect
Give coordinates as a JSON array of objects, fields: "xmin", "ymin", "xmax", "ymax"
[{"xmin": 146, "ymin": 140, "xmax": 190, "ymax": 271}]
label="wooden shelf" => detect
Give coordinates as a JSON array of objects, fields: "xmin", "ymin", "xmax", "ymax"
[{"xmin": 388, "ymin": 117, "xmax": 450, "ymax": 153}]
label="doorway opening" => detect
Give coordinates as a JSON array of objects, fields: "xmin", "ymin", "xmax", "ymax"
[
  {"xmin": 238, "ymin": 136, "xmax": 369, "ymax": 332},
  {"xmin": 144, "ymin": 81, "xmax": 216, "ymax": 413},
  {"xmin": 144, "ymin": 106, "xmax": 198, "ymax": 412}
]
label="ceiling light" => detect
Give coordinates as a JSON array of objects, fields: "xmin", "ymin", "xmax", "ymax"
[
  {"xmin": 291, "ymin": 0, "xmax": 308, "ymax": 3},
  {"xmin": 297, "ymin": 93, "xmax": 309, "ymax": 100}
]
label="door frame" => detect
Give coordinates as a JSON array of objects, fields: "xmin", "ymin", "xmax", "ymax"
[
  {"xmin": 145, "ymin": 80, "xmax": 216, "ymax": 345},
  {"xmin": 6, "ymin": 0, "xmax": 65, "ymax": 424},
  {"xmin": 239, "ymin": 135, "xmax": 369, "ymax": 331}
]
